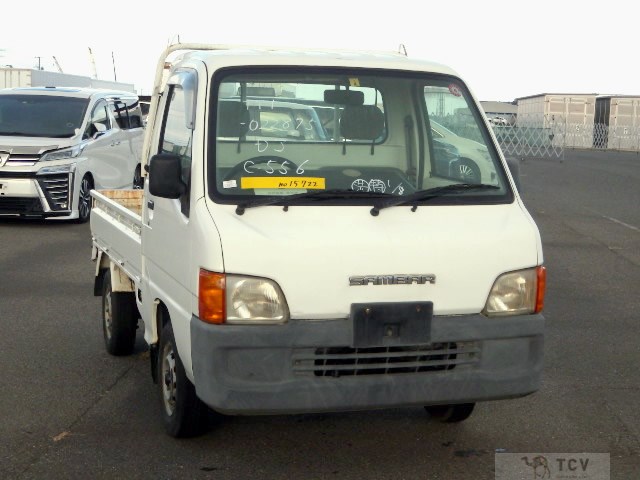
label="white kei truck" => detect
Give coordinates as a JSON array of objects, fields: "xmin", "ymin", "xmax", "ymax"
[{"xmin": 90, "ymin": 43, "xmax": 546, "ymax": 437}]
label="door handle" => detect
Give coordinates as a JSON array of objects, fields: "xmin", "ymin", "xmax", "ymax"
[
  {"xmin": 147, "ymin": 200, "xmax": 155, "ymax": 210},
  {"xmin": 110, "ymin": 141, "xmax": 121, "ymax": 146}
]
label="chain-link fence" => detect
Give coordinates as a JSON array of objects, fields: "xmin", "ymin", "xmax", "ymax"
[
  {"xmin": 490, "ymin": 113, "xmax": 640, "ymax": 160},
  {"xmin": 492, "ymin": 115, "xmax": 564, "ymax": 160}
]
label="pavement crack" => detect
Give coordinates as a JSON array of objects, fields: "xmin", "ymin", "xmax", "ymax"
[
  {"xmin": 16, "ymin": 362, "xmax": 137, "ymax": 478},
  {"xmin": 604, "ymin": 400, "xmax": 640, "ymax": 456},
  {"xmin": 559, "ymin": 218, "xmax": 640, "ymax": 268}
]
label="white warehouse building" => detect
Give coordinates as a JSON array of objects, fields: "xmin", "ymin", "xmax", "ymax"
[
  {"xmin": 514, "ymin": 92, "xmax": 640, "ymax": 151},
  {"xmin": 515, "ymin": 93, "xmax": 596, "ymax": 148},
  {"xmin": 0, "ymin": 68, "xmax": 135, "ymax": 92}
]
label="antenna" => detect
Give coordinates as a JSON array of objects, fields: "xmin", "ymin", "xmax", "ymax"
[
  {"xmin": 398, "ymin": 44, "xmax": 408, "ymax": 56},
  {"xmin": 52, "ymin": 56, "xmax": 63, "ymax": 73},
  {"xmin": 88, "ymin": 47, "xmax": 98, "ymax": 79},
  {"xmin": 112, "ymin": 51, "xmax": 117, "ymax": 81}
]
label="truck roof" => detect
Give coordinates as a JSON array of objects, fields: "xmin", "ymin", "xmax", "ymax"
[{"xmin": 176, "ymin": 45, "xmax": 460, "ymax": 77}]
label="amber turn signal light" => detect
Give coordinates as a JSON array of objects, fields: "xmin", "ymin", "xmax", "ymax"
[{"xmin": 198, "ymin": 269, "xmax": 225, "ymax": 324}]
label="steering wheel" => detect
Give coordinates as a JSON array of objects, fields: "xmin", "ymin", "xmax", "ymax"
[{"xmin": 223, "ymin": 156, "xmax": 300, "ymax": 182}]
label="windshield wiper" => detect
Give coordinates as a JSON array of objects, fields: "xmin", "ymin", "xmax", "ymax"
[
  {"xmin": 0, "ymin": 131, "xmax": 34, "ymax": 137},
  {"xmin": 235, "ymin": 188, "xmax": 393, "ymax": 215},
  {"xmin": 370, "ymin": 183, "xmax": 501, "ymax": 216}
]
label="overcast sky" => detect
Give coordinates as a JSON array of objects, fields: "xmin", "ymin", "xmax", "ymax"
[{"xmin": 2, "ymin": 0, "xmax": 637, "ymax": 101}]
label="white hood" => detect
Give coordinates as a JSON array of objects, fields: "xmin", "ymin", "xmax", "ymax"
[
  {"xmin": 209, "ymin": 202, "xmax": 541, "ymax": 319},
  {"xmin": 0, "ymin": 136, "xmax": 76, "ymax": 154}
]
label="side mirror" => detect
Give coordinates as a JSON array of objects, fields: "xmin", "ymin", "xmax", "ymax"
[
  {"xmin": 92, "ymin": 122, "xmax": 107, "ymax": 139},
  {"xmin": 148, "ymin": 154, "xmax": 186, "ymax": 199}
]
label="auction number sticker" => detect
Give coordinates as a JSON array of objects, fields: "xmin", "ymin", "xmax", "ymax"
[{"xmin": 240, "ymin": 177, "xmax": 326, "ymax": 189}]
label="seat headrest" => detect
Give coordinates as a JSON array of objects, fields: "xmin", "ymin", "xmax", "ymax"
[
  {"xmin": 340, "ymin": 105, "xmax": 384, "ymax": 141},
  {"xmin": 217, "ymin": 101, "xmax": 249, "ymax": 137}
]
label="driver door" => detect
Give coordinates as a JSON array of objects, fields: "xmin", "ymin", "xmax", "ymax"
[
  {"xmin": 142, "ymin": 70, "xmax": 197, "ymax": 368},
  {"xmin": 82, "ymin": 99, "xmax": 125, "ymax": 188}
]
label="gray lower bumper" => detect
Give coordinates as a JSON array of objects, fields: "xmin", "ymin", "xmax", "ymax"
[{"xmin": 190, "ymin": 313, "xmax": 544, "ymax": 414}]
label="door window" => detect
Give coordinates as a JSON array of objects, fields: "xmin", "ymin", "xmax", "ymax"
[
  {"xmin": 85, "ymin": 100, "xmax": 111, "ymax": 139},
  {"xmin": 159, "ymin": 86, "xmax": 193, "ymax": 216}
]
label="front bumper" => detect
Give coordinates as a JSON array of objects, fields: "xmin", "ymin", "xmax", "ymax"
[
  {"xmin": 191, "ymin": 313, "xmax": 544, "ymax": 414},
  {"xmin": 0, "ymin": 172, "xmax": 73, "ymax": 217}
]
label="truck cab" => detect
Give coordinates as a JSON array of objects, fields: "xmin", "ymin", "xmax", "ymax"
[{"xmin": 90, "ymin": 44, "xmax": 545, "ymax": 437}]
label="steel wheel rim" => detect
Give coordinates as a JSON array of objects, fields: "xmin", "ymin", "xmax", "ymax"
[
  {"xmin": 103, "ymin": 290, "xmax": 112, "ymax": 340},
  {"xmin": 161, "ymin": 343, "xmax": 177, "ymax": 416},
  {"xmin": 79, "ymin": 177, "xmax": 92, "ymax": 219}
]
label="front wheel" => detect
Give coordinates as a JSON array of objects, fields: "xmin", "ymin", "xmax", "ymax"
[
  {"xmin": 425, "ymin": 403, "xmax": 475, "ymax": 423},
  {"xmin": 158, "ymin": 321, "xmax": 212, "ymax": 437},
  {"xmin": 77, "ymin": 174, "xmax": 94, "ymax": 223},
  {"xmin": 453, "ymin": 159, "xmax": 481, "ymax": 184}
]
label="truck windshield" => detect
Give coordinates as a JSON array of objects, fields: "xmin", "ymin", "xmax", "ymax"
[
  {"xmin": 210, "ymin": 68, "xmax": 512, "ymax": 206},
  {"xmin": 0, "ymin": 95, "xmax": 89, "ymax": 138}
]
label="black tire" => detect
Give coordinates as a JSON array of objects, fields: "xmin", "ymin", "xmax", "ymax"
[
  {"xmin": 133, "ymin": 165, "xmax": 144, "ymax": 190},
  {"xmin": 158, "ymin": 320, "xmax": 211, "ymax": 437},
  {"xmin": 425, "ymin": 403, "xmax": 475, "ymax": 423},
  {"xmin": 102, "ymin": 269, "xmax": 137, "ymax": 356},
  {"xmin": 77, "ymin": 174, "xmax": 94, "ymax": 223}
]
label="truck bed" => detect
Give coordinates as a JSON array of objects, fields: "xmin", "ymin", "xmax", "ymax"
[{"xmin": 90, "ymin": 189, "xmax": 143, "ymax": 284}]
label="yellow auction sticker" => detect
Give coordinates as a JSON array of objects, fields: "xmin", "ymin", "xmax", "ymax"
[{"xmin": 241, "ymin": 177, "xmax": 326, "ymax": 189}]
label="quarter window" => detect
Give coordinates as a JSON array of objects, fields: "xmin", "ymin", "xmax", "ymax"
[{"xmin": 110, "ymin": 98, "xmax": 144, "ymax": 130}]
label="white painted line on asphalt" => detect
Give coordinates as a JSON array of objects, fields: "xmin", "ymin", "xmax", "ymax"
[{"xmin": 601, "ymin": 215, "xmax": 640, "ymax": 233}]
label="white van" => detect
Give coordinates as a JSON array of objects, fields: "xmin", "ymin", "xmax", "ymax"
[
  {"xmin": 90, "ymin": 44, "xmax": 546, "ymax": 437},
  {"xmin": 0, "ymin": 87, "xmax": 144, "ymax": 222}
]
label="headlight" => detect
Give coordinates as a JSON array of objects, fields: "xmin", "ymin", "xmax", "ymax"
[
  {"xmin": 40, "ymin": 144, "xmax": 85, "ymax": 162},
  {"xmin": 226, "ymin": 275, "xmax": 289, "ymax": 324},
  {"xmin": 37, "ymin": 164, "xmax": 73, "ymax": 175},
  {"xmin": 483, "ymin": 266, "xmax": 546, "ymax": 316},
  {"xmin": 198, "ymin": 269, "xmax": 289, "ymax": 325},
  {"xmin": 476, "ymin": 147, "xmax": 490, "ymax": 161}
]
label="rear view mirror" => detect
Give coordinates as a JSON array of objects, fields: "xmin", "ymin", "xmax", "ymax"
[
  {"xmin": 148, "ymin": 154, "xmax": 186, "ymax": 199},
  {"xmin": 324, "ymin": 90, "xmax": 364, "ymax": 106}
]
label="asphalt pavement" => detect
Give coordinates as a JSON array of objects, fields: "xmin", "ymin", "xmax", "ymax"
[{"xmin": 1, "ymin": 149, "xmax": 639, "ymax": 479}]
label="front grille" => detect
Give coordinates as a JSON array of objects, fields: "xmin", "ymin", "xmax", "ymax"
[
  {"xmin": 0, "ymin": 197, "xmax": 44, "ymax": 215},
  {"xmin": 37, "ymin": 174, "xmax": 71, "ymax": 211},
  {"xmin": 0, "ymin": 171, "xmax": 36, "ymax": 179},
  {"xmin": 292, "ymin": 342, "xmax": 480, "ymax": 377},
  {"xmin": 4, "ymin": 153, "xmax": 40, "ymax": 167}
]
